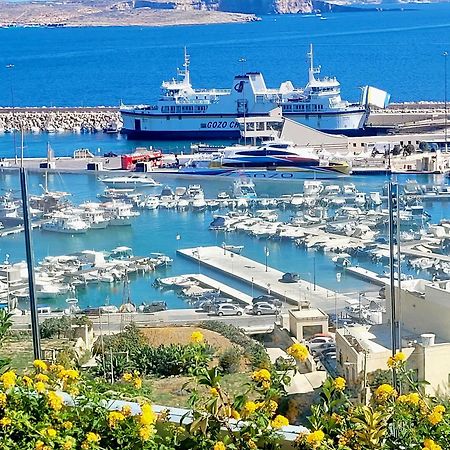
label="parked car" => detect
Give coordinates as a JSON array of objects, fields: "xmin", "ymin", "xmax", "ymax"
[
  {"xmin": 306, "ymin": 336, "xmax": 335, "ymax": 351},
  {"xmin": 251, "ymin": 302, "xmax": 280, "ymax": 316},
  {"xmin": 311, "ymin": 342, "xmax": 336, "ymax": 357},
  {"xmin": 279, "ymin": 272, "xmax": 300, "ymax": 283},
  {"xmin": 319, "ymin": 348, "xmax": 337, "ymax": 359},
  {"xmin": 211, "ymin": 303, "xmax": 244, "ymax": 316},
  {"xmin": 252, "ymin": 295, "xmax": 282, "ymax": 308}
]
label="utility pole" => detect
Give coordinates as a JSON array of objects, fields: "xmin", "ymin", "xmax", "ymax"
[
  {"xmin": 388, "ymin": 181, "xmax": 398, "ymax": 389},
  {"xmin": 20, "ymin": 166, "xmax": 41, "ymax": 360}
]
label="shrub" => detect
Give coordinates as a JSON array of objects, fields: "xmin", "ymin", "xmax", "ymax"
[
  {"xmin": 218, "ymin": 346, "xmax": 243, "ymax": 374},
  {"xmin": 200, "ymin": 321, "xmax": 270, "ymax": 369},
  {"xmin": 40, "ymin": 315, "xmax": 93, "ymax": 340}
]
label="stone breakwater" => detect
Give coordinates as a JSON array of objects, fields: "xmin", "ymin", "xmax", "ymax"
[{"xmin": 0, "ymin": 107, "xmax": 121, "ymax": 133}]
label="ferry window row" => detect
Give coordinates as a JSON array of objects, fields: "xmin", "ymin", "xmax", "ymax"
[
  {"xmin": 161, "ymin": 105, "xmax": 207, "ymax": 113},
  {"xmin": 282, "ymin": 104, "xmax": 324, "ymax": 112}
]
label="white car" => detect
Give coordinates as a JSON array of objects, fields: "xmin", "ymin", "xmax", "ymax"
[
  {"xmin": 251, "ymin": 302, "xmax": 280, "ymax": 316},
  {"xmin": 211, "ymin": 304, "xmax": 244, "ymax": 317},
  {"xmin": 306, "ymin": 336, "xmax": 335, "ymax": 351}
]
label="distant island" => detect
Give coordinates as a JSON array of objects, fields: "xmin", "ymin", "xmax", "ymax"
[{"xmin": 0, "ymin": 0, "xmax": 436, "ymax": 28}]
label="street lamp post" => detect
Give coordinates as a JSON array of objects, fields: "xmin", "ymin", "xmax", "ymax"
[
  {"xmin": 264, "ymin": 245, "xmax": 269, "ymax": 272},
  {"xmin": 444, "ymin": 51, "xmax": 448, "ymax": 152}
]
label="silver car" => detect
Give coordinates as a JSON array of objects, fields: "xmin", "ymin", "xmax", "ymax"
[
  {"xmin": 212, "ymin": 303, "xmax": 244, "ymax": 316},
  {"xmin": 252, "ymin": 302, "xmax": 280, "ymax": 316}
]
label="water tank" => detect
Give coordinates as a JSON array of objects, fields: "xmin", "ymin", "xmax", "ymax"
[{"xmin": 420, "ymin": 333, "xmax": 435, "ymax": 347}]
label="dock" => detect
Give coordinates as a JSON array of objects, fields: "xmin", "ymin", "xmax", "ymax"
[
  {"xmin": 177, "ymin": 246, "xmax": 354, "ymax": 312},
  {"xmin": 185, "ymin": 273, "xmax": 253, "ymax": 305},
  {"xmin": 344, "ymin": 266, "xmax": 389, "ymax": 286}
]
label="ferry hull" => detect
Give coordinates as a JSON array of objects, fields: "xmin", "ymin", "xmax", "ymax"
[
  {"xmin": 121, "ymin": 109, "xmax": 368, "ymax": 140},
  {"xmin": 153, "ymin": 166, "xmax": 350, "ymax": 180}
]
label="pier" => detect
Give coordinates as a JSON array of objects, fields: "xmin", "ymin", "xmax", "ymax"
[
  {"xmin": 177, "ymin": 246, "xmax": 354, "ymax": 312},
  {"xmin": 185, "ymin": 273, "xmax": 253, "ymax": 305}
]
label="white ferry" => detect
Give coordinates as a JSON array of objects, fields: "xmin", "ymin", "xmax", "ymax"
[{"xmin": 120, "ymin": 46, "xmax": 389, "ymax": 140}]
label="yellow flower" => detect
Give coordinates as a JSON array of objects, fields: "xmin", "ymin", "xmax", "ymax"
[
  {"xmin": 69, "ymin": 386, "xmax": 79, "ymax": 397},
  {"xmin": 213, "ymin": 441, "xmax": 226, "ymax": 450},
  {"xmin": 374, "ymin": 383, "xmax": 397, "ymax": 401},
  {"xmin": 306, "ymin": 430, "xmax": 325, "ymax": 448},
  {"xmin": 33, "ymin": 360, "xmax": 48, "ymax": 372},
  {"xmin": 35, "ymin": 441, "xmax": 49, "ymax": 450},
  {"xmin": 242, "ymin": 401, "xmax": 258, "ymax": 417},
  {"xmin": 231, "ymin": 409, "xmax": 240, "ymax": 420},
  {"xmin": 47, "ymin": 391, "xmax": 63, "ymax": 411},
  {"xmin": 0, "ymin": 370, "xmax": 16, "ymax": 389},
  {"xmin": 190, "ymin": 330, "xmax": 204, "ymax": 344},
  {"xmin": 63, "ymin": 437, "xmax": 76, "ymax": 450},
  {"xmin": 134, "ymin": 377, "xmax": 142, "ymax": 389},
  {"xmin": 428, "ymin": 411, "xmax": 443, "ymax": 426},
  {"xmin": 139, "ymin": 403, "xmax": 156, "ymax": 426},
  {"xmin": 122, "ymin": 373, "xmax": 133, "ymax": 382},
  {"xmin": 139, "ymin": 424, "xmax": 155, "ymax": 441},
  {"xmin": 387, "ymin": 352, "xmax": 406, "ymax": 368},
  {"xmin": 210, "ymin": 387, "xmax": 219, "ymax": 397},
  {"xmin": 252, "ymin": 368, "xmax": 271, "ymax": 382},
  {"xmin": 333, "ymin": 377, "xmax": 346, "ymax": 391},
  {"xmin": 22, "ymin": 375, "xmax": 33, "ymax": 387},
  {"xmin": 0, "ymin": 417, "xmax": 11, "ymax": 426},
  {"xmin": 62, "ymin": 421, "xmax": 73, "ymax": 430},
  {"xmin": 331, "ymin": 413, "xmax": 343, "ymax": 424},
  {"xmin": 35, "ymin": 373, "xmax": 49, "ymax": 383},
  {"xmin": 262, "ymin": 380, "xmax": 271, "ymax": 390},
  {"xmin": 423, "ymin": 438, "xmax": 443, "ymax": 450},
  {"xmin": 35, "ymin": 381, "xmax": 46, "ymax": 393},
  {"xmin": 395, "ymin": 352, "xmax": 406, "ymax": 362},
  {"xmin": 122, "ymin": 405, "xmax": 132, "ymax": 417},
  {"xmin": 0, "ymin": 392, "xmax": 6, "ymax": 407},
  {"xmin": 286, "ymin": 343, "xmax": 309, "ymax": 361},
  {"xmin": 62, "ymin": 369, "xmax": 80, "ymax": 381},
  {"xmin": 267, "ymin": 399, "xmax": 278, "ymax": 414},
  {"xmin": 434, "ymin": 405, "xmax": 446, "ymax": 414},
  {"xmin": 45, "ymin": 427, "xmax": 57, "ymax": 439},
  {"xmin": 86, "ymin": 432, "xmax": 100, "ymax": 443},
  {"xmin": 109, "ymin": 411, "xmax": 125, "ymax": 428},
  {"xmin": 271, "ymin": 414, "xmax": 289, "ymax": 429}
]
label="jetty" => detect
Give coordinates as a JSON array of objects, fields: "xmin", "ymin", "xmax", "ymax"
[
  {"xmin": 177, "ymin": 246, "xmax": 353, "ymax": 312},
  {"xmin": 185, "ymin": 273, "xmax": 253, "ymax": 305}
]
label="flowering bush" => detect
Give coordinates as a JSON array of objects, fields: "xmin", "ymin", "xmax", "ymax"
[{"xmin": 295, "ymin": 353, "xmax": 450, "ymax": 450}]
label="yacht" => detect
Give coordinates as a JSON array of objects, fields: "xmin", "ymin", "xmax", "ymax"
[
  {"xmin": 0, "ymin": 192, "xmax": 20, "ymax": 219},
  {"xmin": 232, "ymin": 177, "xmax": 257, "ymax": 199},
  {"xmin": 102, "ymin": 201, "xmax": 140, "ymax": 226},
  {"xmin": 42, "ymin": 215, "xmax": 90, "ymax": 234},
  {"xmin": 120, "ymin": 46, "xmax": 389, "ymax": 139},
  {"xmin": 99, "ymin": 174, "xmax": 161, "ymax": 189}
]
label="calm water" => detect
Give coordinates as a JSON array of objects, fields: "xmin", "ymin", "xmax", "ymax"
[
  {"xmin": 0, "ymin": 4, "xmax": 449, "ymax": 107},
  {"xmin": 1, "ymin": 6, "xmax": 450, "ymax": 310}
]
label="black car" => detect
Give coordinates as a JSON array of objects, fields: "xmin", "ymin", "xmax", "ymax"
[
  {"xmin": 279, "ymin": 272, "xmax": 300, "ymax": 283},
  {"xmin": 104, "ymin": 151, "xmax": 118, "ymax": 158},
  {"xmin": 252, "ymin": 295, "xmax": 282, "ymax": 308}
]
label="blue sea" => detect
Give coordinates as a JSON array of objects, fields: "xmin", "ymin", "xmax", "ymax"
[
  {"xmin": 0, "ymin": 5, "xmax": 450, "ymax": 310},
  {"xmin": 0, "ymin": 3, "xmax": 449, "ymax": 107}
]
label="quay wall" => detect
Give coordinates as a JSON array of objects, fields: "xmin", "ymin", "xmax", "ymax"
[{"xmin": 0, "ymin": 107, "xmax": 121, "ymax": 133}]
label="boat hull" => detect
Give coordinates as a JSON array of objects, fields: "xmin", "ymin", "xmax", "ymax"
[
  {"xmin": 153, "ymin": 166, "xmax": 349, "ymax": 180},
  {"xmin": 121, "ymin": 109, "xmax": 368, "ymax": 140}
]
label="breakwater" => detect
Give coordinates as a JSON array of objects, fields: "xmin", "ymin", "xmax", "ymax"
[{"xmin": 0, "ymin": 107, "xmax": 121, "ymax": 134}]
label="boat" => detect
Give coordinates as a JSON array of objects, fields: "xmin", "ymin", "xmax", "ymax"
[
  {"xmin": 232, "ymin": 177, "xmax": 257, "ymax": 199},
  {"xmin": 99, "ymin": 174, "xmax": 161, "ymax": 189},
  {"xmin": 120, "ymin": 46, "xmax": 389, "ymax": 139},
  {"xmin": 102, "ymin": 201, "xmax": 140, "ymax": 226},
  {"xmin": 42, "ymin": 215, "xmax": 90, "ymax": 234}
]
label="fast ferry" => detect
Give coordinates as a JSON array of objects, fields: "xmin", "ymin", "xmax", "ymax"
[
  {"xmin": 167, "ymin": 140, "xmax": 351, "ymax": 179},
  {"xmin": 120, "ymin": 46, "xmax": 390, "ymax": 140}
]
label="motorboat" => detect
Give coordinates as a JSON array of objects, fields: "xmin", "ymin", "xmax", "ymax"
[
  {"xmin": 42, "ymin": 215, "xmax": 90, "ymax": 234},
  {"xmin": 99, "ymin": 174, "xmax": 161, "ymax": 189},
  {"xmin": 232, "ymin": 177, "xmax": 257, "ymax": 199},
  {"xmin": 102, "ymin": 201, "xmax": 140, "ymax": 226}
]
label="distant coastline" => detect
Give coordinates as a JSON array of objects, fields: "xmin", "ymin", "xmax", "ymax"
[{"xmin": 0, "ymin": 1, "xmax": 260, "ymax": 28}]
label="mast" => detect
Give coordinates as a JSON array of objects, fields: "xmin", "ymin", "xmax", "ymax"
[
  {"xmin": 307, "ymin": 44, "xmax": 320, "ymax": 84},
  {"xmin": 182, "ymin": 47, "xmax": 190, "ymax": 86}
]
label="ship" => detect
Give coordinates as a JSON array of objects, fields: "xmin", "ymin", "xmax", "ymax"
[
  {"xmin": 120, "ymin": 46, "xmax": 390, "ymax": 140},
  {"xmin": 154, "ymin": 140, "xmax": 351, "ymax": 179}
]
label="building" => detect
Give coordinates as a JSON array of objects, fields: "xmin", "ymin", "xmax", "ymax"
[
  {"xmin": 288, "ymin": 306, "xmax": 329, "ymax": 341},
  {"xmin": 336, "ymin": 279, "xmax": 450, "ymax": 396}
]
